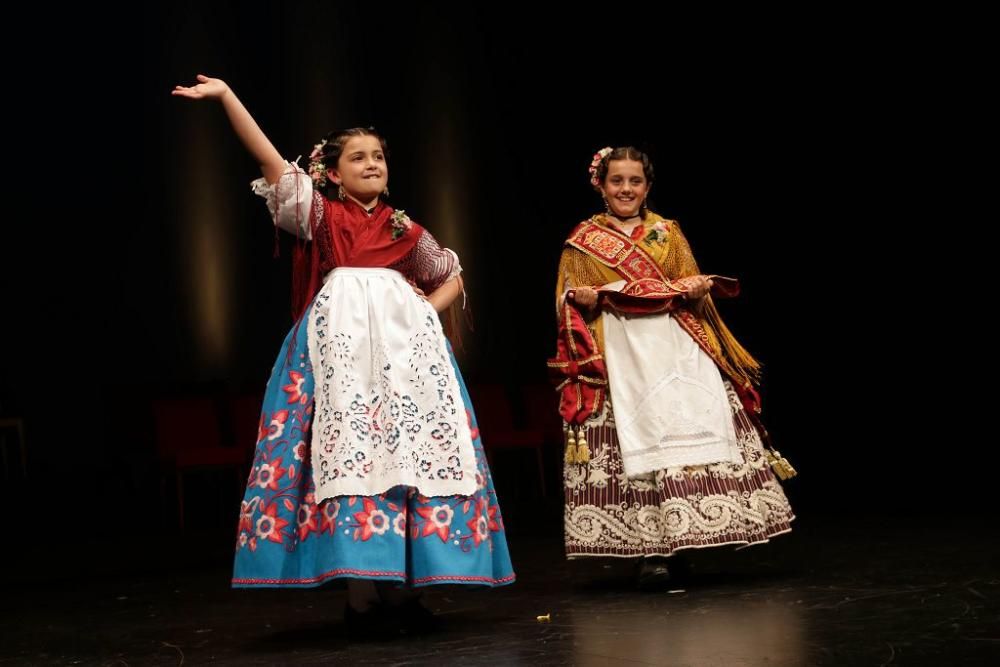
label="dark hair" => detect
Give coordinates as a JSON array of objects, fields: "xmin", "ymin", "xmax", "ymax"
[
  {"xmin": 315, "ymin": 127, "xmax": 389, "ymax": 197},
  {"xmin": 594, "ymin": 146, "xmax": 654, "ymax": 189}
]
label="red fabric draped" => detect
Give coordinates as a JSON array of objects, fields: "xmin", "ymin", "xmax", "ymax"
[
  {"xmin": 291, "ymin": 198, "xmax": 422, "ymax": 320},
  {"xmin": 546, "ymin": 303, "xmax": 608, "ymax": 425}
]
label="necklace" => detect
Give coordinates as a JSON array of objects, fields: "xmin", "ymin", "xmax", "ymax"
[{"xmin": 606, "ymin": 211, "xmax": 642, "ymax": 223}]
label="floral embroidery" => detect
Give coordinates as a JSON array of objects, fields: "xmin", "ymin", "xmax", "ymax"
[
  {"xmin": 350, "ymin": 498, "xmax": 392, "ymax": 541},
  {"xmin": 319, "ymin": 499, "xmax": 340, "ymax": 534},
  {"xmin": 256, "ymin": 503, "xmax": 290, "ymax": 544},
  {"xmin": 416, "ymin": 504, "xmax": 455, "ymax": 542},
  {"xmin": 393, "ymin": 511, "xmax": 407, "ymax": 537},
  {"xmin": 296, "ymin": 503, "xmax": 320, "ymax": 541},
  {"xmin": 233, "ymin": 305, "xmax": 513, "ymax": 588},
  {"xmin": 255, "ymin": 458, "xmax": 287, "ymax": 490},
  {"xmin": 283, "ymin": 371, "xmax": 308, "ymax": 404}
]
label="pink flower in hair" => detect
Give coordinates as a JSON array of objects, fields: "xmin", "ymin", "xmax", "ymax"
[
  {"xmin": 588, "ymin": 146, "xmax": 613, "ymax": 188},
  {"xmin": 308, "ymin": 140, "xmax": 329, "ymax": 187}
]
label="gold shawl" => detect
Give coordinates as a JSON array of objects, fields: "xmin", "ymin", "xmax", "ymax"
[{"xmin": 555, "ymin": 212, "xmax": 761, "ymax": 389}]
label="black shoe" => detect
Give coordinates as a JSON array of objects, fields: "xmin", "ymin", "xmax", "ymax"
[
  {"xmin": 637, "ymin": 557, "xmax": 673, "ymax": 590},
  {"xmin": 668, "ymin": 554, "xmax": 693, "ymax": 583},
  {"xmin": 388, "ymin": 597, "xmax": 441, "ymax": 634},
  {"xmin": 344, "ymin": 602, "xmax": 394, "ymax": 641},
  {"xmin": 637, "ymin": 554, "xmax": 692, "ymax": 591}
]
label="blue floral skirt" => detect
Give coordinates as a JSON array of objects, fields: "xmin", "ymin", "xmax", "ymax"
[{"xmin": 232, "ymin": 305, "xmax": 515, "ymax": 588}]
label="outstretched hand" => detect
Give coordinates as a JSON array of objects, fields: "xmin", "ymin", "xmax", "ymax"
[{"xmin": 171, "ymin": 74, "xmax": 229, "ymax": 100}]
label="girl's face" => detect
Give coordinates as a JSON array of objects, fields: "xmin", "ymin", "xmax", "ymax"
[
  {"xmin": 327, "ymin": 135, "xmax": 388, "ymax": 203},
  {"xmin": 600, "ymin": 159, "xmax": 649, "ymax": 218}
]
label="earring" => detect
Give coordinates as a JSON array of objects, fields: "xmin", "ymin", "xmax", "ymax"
[
  {"xmin": 603, "ymin": 197, "xmax": 611, "ymax": 213},
  {"xmin": 382, "ymin": 186, "xmax": 390, "ymax": 198},
  {"xmin": 337, "ymin": 184, "xmax": 346, "ymax": 201}
]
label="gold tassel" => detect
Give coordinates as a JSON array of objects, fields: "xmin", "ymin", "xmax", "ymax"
[
  {"xmin": 576, "ymin": 427, "xmax": 591, "ymax": 463},
  {"xmin": 766, "ymin": 449, "xmax": 797, "ymax": 480},
  {"xmin": 564, "ymin": 427, "xmax": 578, "ymax": 464}
]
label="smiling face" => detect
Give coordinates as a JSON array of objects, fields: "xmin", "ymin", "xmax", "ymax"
[
  {"xmin": 327, "ymin": 134, "xmax": 388, "ymax": 204},
  {"xmin": 600, "ymin": 158, "xmax": 649, "ymax": 218}
]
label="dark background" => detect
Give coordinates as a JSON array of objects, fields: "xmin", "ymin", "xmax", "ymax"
[{"xmin": 0, "ymin": 1, "xmax": 983, "ymax": 569}]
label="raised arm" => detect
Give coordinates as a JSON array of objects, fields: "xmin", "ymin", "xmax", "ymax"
[{"xmin": 172, "ymin": 74, "xmax": 285, "ymax": 184}]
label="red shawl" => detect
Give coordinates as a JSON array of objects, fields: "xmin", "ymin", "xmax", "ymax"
[{"xmin": 291, "ymin": 198, "xmax": 422, "ymax": 320}]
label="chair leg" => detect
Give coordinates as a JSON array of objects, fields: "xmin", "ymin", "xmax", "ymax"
[
  {"xmin": 176, "ymin": 472, "xmax": 185, "ymax": 532},
  {"xmin": 535, "ymin": 447, "xmax": 547, "ymax": 498},
  {"xmin": 0, "ymin": 435, "xmax": 8, "ymax": 483},
  {"xmin": 159, "ymin": 474, "xmax": 166, "ymax": 527},
  {"xmin": 16, "ymin": 421, "xmax": 26, "ymax": 477}
]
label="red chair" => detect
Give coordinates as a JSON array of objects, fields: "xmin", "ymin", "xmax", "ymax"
[
  {"xmin": 520, "ymin": 383, "xmax": 565, "ymax": 448},
  {"xmin": 152, "ymin": 397, "xmax": 248, "ymax": 530},
  {"xmin": 468, "ymin": 384, "xmax": 547, "ymax": 497},
  {"xmin": 228, "ymin": 391, "xmax": 264, "ymax": 456}
]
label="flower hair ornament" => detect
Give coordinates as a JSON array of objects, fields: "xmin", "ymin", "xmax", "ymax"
[
  {"xmin": 588, "ymin": 146, "xmax": 613, "ymax": 189},
  {"xmin": 308, "ymin": 139, "xmax": 329, "ymax": 188}
]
